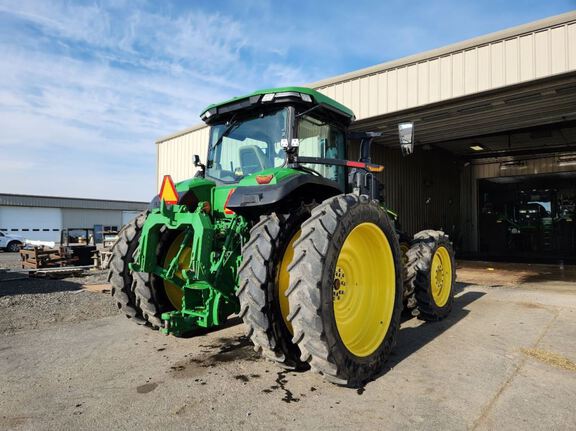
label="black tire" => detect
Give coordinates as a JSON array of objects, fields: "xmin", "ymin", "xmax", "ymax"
[
  {"xmin": 405, "ymin": 230, "xmax": 456, "ymax": 321},
  {"xmin": 287, "ymin": 194, "xmax": 403, "ymax": 386},
  {"xmin": 398, "ymin": 232, "xmax": 416, "ymax": 309},
  {"xmin": 108, "ymin": 211, "xmax": 148, "ymax": 322},
  {"xmin": 6, "ymin": 241, "xmax": 22, "ymax": 253},
  {"xmin": 237, "ymin": 203, "xmax": 313, "ymax": 369},
  {"xmin": 133, "ymin": 228, "xmax": 184, "ymax": 330},
  {"xmin": 133, "ymin": 272, "xmax": 163, "ymax": 329}
]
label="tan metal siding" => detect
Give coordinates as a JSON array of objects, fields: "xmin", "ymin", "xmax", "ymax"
[
  {"xmin": 156, "ymin": 126, "xmax": 210, "ymax": 189},
  {"xmin": 569, "ymin": 23, "xmax": 576, "ymax": 69},
  {"xmin": 315, "ymin": 19, "xmax": 576, "ymax": 121}
]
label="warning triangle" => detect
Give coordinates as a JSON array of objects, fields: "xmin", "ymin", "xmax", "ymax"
[{"xmin": 159, "ymin": 175, "xmax": 178, "ymax": 204}]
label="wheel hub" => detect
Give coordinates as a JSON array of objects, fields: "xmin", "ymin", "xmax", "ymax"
[
  {"xmin": 430, "ymin": 246, "xmax": 452, "ymax": 307},
  {"xmin": 333, "ymin": 267, "xmax": 347, "ymax": 301}
]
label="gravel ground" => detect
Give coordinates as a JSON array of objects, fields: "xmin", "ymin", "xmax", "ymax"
[
  {"xmin": 0, "ymin": 252, "xmax": 116, "ymax": 334},
  {"xmin": 0, "ymin": 250, "xmax": 25, "ymax": 270}
]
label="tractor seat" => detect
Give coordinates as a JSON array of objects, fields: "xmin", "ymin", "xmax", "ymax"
[{"xmin": 239, "ymin": 145, "xmax": 269, "ymax": 175}]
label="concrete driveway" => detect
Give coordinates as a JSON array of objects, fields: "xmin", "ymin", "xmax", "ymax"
[{"xmin": 1, "ymin": 271, "xmax": 575, "ymax": 430}]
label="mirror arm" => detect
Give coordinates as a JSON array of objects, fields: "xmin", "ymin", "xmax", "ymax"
[{"xmin": 193, "ymin": 154, "xmax": 206, "ymax": 177}]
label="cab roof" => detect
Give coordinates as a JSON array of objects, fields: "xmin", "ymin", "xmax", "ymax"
[{"xmin": 199, "ymin": 86, "xmax": 355, "ymax": 123}]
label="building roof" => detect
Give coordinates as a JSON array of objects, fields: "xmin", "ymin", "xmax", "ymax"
[{"xmin": 0, "ymin": 193, "xmax": 147, "ymax": 211}]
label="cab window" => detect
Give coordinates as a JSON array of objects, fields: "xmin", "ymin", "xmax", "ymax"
[{"xmin": 297, "ymin": 115, "xmax": 346, "ymax": 188}]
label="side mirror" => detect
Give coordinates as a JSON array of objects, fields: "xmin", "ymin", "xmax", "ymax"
[
  {"xmin": 398, "ymin": 122, "xmax": 415, "ymax": 156},
  {"xmin": 193, "ymin": 154, "xmax": 206, "ymax": 178}
]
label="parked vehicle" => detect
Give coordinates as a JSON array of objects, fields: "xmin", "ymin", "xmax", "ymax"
[{"xmin": 0, "ymin": 232, "xmax": 23, "ymax": 252}]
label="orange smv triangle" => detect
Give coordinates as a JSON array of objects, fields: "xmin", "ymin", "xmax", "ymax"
[{"xmin": 159, "ymin": 175, "xmax": 178, "ymax": 204}]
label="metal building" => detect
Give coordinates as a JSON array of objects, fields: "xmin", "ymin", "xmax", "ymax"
[
  {"xmin": 156, "ymin": 11, "xmax": 576, "ymax": 262},
  {"xmin": 0, "ymin": 193, "xmax": 147, "ymax": 243}
]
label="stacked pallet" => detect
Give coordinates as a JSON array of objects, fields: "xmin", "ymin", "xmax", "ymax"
[{"xmin": 19, "ymin": 247, "xmax": 78, "ymax": 269}]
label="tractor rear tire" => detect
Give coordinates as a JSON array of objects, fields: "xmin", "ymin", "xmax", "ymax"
[
  {"xmin": 108, "ymin": 211, "xmax": 149, "ymax": 323},
  {"xmin": 405, "ymin": 230, "xmax": 456, "ymax": 321},
  {"xmin": 287, "ymin": 194, "xmax": 403, "ymax": 386},
  {"xmin": 237, "ymin": 204, "xmax": 313, "ymax": 369}
]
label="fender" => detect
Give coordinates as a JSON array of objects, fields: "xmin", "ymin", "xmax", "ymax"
[
  {"xmin": 149, "ymin": 178, "xmax": 216, "ymax": 211},
  {"xmin": 226, "ymin": 170, "xmax": 342, "ymax": 215}
]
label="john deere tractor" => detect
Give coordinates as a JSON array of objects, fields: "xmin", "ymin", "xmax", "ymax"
[{"xmin": 109, "ymin": 87, "xmax": 456, "ymax": 386}]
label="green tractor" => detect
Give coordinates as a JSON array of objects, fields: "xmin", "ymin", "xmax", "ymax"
[{"xmin": 109, "ymin": 87, "xmax": 456, "ymax": 386}]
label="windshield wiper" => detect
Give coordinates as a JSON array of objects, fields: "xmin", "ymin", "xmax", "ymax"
[{"xmin": 211, "ymin": 116, "xmax": 240, "ymax": 150}]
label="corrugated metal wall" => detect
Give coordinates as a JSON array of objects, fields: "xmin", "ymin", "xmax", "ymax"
[
  {"xmin": 157, "ymin": 126, "xmax": 210, "ymax": 187},
  {"xmin": 317, "ymin": 20, "xmax": 576, "ymax": 121},
  {"xmin": 460, "ymin": 153, "xmax": 576, "ymax": 252},
  {"xmin": 61, "ymin": 209, "xmax": 123, "ymax": 229},
  {"xmin": 356, "ymin": 142, "xmax": 461, "ymax": 238}
]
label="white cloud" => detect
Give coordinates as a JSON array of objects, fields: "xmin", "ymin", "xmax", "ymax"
[{"xmin": 0, "ymin": 1, "xmax": 289, "ymax": 199}]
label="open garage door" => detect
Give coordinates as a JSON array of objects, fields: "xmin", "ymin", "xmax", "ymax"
[
  {"xmin": 478, "ymin": 172, "xmax": 576, "ymax": 261},
  {"xmin": 0, "ymin": 206, "xmax": 62, "ymax": 242}
]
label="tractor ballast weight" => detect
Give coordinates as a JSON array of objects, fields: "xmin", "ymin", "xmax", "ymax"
[{"xmin": 110, "ymin": 86, "xmax": 456, "ymax": 386}]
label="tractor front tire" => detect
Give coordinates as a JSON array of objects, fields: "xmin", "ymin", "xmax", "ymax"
[
  {"xmin": 237, "ymin": 204, "xmax": 313, "ymax": 369},
  {"xmin": 405, "ymin": 230, "xmax": 456, "ymax": 321},
  {"xmin": 108, "ymin": 211, "xmax": 149, "ymax": 322},
  {"xmin": 287, "ymin": 194, "xmax": 403, "ymax": 386}
]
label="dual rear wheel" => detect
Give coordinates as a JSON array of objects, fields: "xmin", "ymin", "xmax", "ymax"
[
  {"xmin": 240, "ymin": 194, "xmax": 456, "ymax": 386},
  {"xmin": 239, "ymin": 194, "xmax": 403, "ymax": 385}
]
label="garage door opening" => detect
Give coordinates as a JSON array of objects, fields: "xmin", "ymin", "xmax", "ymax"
[{"xmin": 478, "ymin": 172, "xmax": 576, "ymax": 262}]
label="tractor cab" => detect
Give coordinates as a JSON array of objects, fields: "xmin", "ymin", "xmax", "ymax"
[{"xmin": 200, "ymin": 87, "xmax": 354, "ymax": 191}]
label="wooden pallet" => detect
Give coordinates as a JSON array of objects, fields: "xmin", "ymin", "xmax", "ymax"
[
  {"xmin": 29, "ymin": 267, "xmax": 86, "ymax": 279},
  {"xmin": 19, "ymin": 247, "xmax": 78, "ymax": 269}
]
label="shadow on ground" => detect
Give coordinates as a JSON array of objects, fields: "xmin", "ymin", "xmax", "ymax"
[
  {"xmin": 176, "ymin": 317, "xmax": 243, "ymax": 338},
  {"xmin": 362, "ymin": 283, "xmax": 486, "ymax": 388},
  {"xmin": 0, "ymin": 276, "xmax": 83, "ymax": 296}
]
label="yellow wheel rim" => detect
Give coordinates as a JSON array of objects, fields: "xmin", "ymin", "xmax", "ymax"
[
  {"xmin": 333, "ymin": 222, "xmax": 396, "ymax": 358},
  {"xmin": 430, "ymin": 246, "xmax": 452, "ymax": 307},
  {"xmin": 162, "ymin": 232, "xmax": 187, "ymax": 310},
  {"xmin": 276, "ymin": 230, "xmax": 301, "ymax": 335}
]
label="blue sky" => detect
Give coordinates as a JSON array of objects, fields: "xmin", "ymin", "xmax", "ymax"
[{"xmin": 1, "ymin": 0, "xmax": 574, "ymax": 201}]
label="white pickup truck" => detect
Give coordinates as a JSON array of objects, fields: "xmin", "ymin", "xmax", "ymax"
[{"xmin": 0, "ymin": 232, "xmax": 24, "ymax": 252}]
